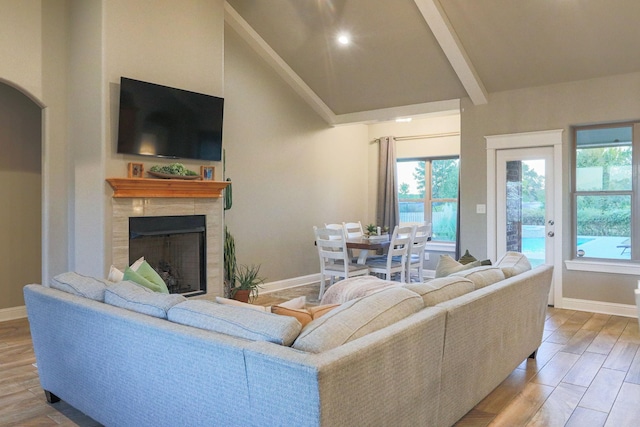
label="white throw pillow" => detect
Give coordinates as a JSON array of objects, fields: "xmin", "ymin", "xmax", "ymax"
[
  {"xmin": 107, "ymin": 265, "xmax": 124, "ymax": 282},
  {"xmin": 107, "ymin": 257, "xmax": 145, "ymax": 283},
  {"xmin": 277, "ymin": 296, "xmax": 306, "ymax": 309},
  {"xmin": 215, "ymin": 296, "xmax": 270, "ymax": 312}
]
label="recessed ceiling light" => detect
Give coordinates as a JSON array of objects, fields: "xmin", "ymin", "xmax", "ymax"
[
  {"xmin": 396, "ymin": 117, "xmax": 412, "ymax": 123},
  {"xmin": 337, "ymin": 33, "xmax": 351, "ymax": 46}
]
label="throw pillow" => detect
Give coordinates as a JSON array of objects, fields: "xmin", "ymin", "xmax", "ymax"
[
  {"xmin": 319, "ymin": 275, "xmax": 399, "ymax": 305},
  {"xmin": 104, "ymin": 281, "xmax": 185, "ymax": 319},
  {"xmin": 107, "ymin": 265, "xmax": 124, "ymax": 282},
  {"xmin": 271, "ymin": 304, "xmax": 340, "ymax": 327},
  {"xmin": 495, "ymin": 252, "xmax": 532, "ymax": 278},
  {"xmin": 458, "ymin": 249, "xmax": 477, "ymax": 265},
  {"xmin": 277, "ymin": 296, "xmax": 306, "ymax": 309},
  {"xmin": 215, "ymin": 296, "xmax": 270, "ymax": 312},
  {"xmin": 168, "ymin": 300, "xmax": 302, "ymax": 346},
  {"xmin": 48, "ymin": 272, "xmax": 110, "ymax": 301},
  {"xmin": 123, "ymin": 262, "xmax": 169, "ymax": 294},
  {"xmin": 435, "ymin": 255, "xmax": 482, "ymax": 278}
]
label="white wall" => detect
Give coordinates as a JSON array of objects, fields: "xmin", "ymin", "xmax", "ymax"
[
  {"xmin": 224, "ymin": 26, "xmax": 369, "ymax": 282},
  {"xmin": 461, "ymin": 71, "xmax": 640, "ymax": 307},
  {"xmin": 0, "ymin": 0, "xmax": 71, "ymax": 289}
]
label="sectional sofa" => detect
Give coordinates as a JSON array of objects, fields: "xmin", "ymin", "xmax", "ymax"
[{"xmin": 24, "ymin": 253, "xmax": 552, "ymax": 426}]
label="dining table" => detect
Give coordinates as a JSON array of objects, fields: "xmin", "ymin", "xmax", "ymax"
[{"xmin": 346, "ymin": 236, "xmax": 391, "ymax": 264}]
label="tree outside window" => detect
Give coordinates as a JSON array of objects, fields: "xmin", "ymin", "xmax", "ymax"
[
  {"xmin": 397, "ymin": 158, "xmax": 459, "ymax": 242},
  {"xmin": 573, "ymin": 124, "xmax": 634, "ymax": 260}
]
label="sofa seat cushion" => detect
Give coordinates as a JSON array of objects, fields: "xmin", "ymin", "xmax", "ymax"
[
  {"xmin": 449, "ymin": 266, "xmax": 505, "ymax": 289},
  {"xmin": 404, "ymin": 276, "xmax": 475, "ymax": 306},
  {"xmin": 168, "ymin": 300, "xmax": 302, "ymax": 346},
  {"xmin": 320, "ymin": 275, "xmax": 400, "ymax": 305},
  {"xmin": 292, "ymin": 287, "xmax": 424, "ymax": 353},
  {"xmin": 48, "ymin": 272, "xmax": 110, "ymax": 301},
  {"xmin": 104, "ymin": 281, "xmax": 186, "ymax": 319},
  {"xmin": 496, "ymin": 252, "xmax": 532, "ymax": 278}
]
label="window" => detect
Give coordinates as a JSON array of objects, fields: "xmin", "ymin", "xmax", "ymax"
[
  {"xmin": 397, "ymin": 158, "xmax": 459, "ymax": 242},
  {"xmin": 572, "ymin": 123, "xmax": 637, "ymax": 260}
]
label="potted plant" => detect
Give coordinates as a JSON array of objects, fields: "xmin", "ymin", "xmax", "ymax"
[
  {"xmin": 223, "ymin": 226, "xmax": 237, "ymax": 298},
  {"xmin": 231, "ymin": 264, "xmax": 265, "ymax": 303}
]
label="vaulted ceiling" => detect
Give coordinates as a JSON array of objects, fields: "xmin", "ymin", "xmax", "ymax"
[{"xmin": 225, "ymin": 0, "xmax": 640, "ymax": 125}]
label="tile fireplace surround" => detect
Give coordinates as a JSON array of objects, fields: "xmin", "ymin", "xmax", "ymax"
[{"xmin": 108, "ymin": 178, "xmax": 229, "ymax": 297}]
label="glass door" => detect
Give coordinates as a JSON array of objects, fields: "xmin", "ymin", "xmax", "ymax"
[{"xmin": 496, "ymin": 147, "xmax": 555, "ymax": 269}]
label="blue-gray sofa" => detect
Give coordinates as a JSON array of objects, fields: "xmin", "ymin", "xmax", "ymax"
[{"xmin": 24, "ymin": 254, "xmax": 552, "ymax": 426}]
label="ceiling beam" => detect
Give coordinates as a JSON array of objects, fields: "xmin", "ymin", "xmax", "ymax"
[
  {"xmin": 332, "ymin": 99, "xmax": 460, "ymax": 126},
  {"xmin": 414, "ymin": 0, "xmax": 488, "ymax": 105},
  {"xmin": 224, "ymin": 3, "xmax": 336, "ymax": 124},
  {"xmin": 225, "ymin": 1, "xmax": 463, "ymax": 125}
]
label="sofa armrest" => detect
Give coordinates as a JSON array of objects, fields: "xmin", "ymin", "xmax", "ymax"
[{"xmin": 243, "ymin": 307, "xmax": 447, "ymax": 427}]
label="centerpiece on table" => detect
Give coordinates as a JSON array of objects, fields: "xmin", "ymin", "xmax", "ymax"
[
  {"xmin": 147, "ymin": 163, "xmax": 200, "ymax": 180},
  {"xmin": 364, "ymin": 224, "xmax": 390, "ymax": 242}
]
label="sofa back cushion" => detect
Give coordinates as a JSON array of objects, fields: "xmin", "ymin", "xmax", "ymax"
[
  {"xmin": 404, "ymin": 276, "xmax": 475, "ymax": 306},
  {"xmin": 292, "ymin": 287, "xmax": 424, "ymax": 353},
  {"xmin": 449, "ymin": 266, "xmax": 505, "ymax": 289},
  {"xmin": 104, "ymin": 281, "xmax": 186, "ymax": 319},
  {"xmin": 496, "ymin": 252, "xmax": 532, "ymax": 278},
  {"xmin": 168, "ymin": 300, "xmax": 302, "ymax": 346},
  {"xmin": 435, "ymin": 255, "xmax": 483, "ymax": 278},
  {"xmin": 48, "ymin": 272, "xmax": 110, "ymax": 301}
]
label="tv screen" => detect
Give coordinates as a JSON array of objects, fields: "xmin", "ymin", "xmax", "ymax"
[{"xmin": 117, "ymin": 77, "xmax": 224, "ymax": 161}]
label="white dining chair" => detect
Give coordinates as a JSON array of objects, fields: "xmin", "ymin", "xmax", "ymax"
[
  {"xmin": 324, "ymin": 223, "xmax": 344, "ymax": 240},
  {"xmin": 343, "ymin": 221, "xmax": 364, "ymax": 260},
  {"xmin": 406, "ymin": 223, "xmax": 431, "ymax": 283},
  {"xmin": 365, "ymin": 225, "xmax": 415, "ymax": 282},
  {"xmin": 314, "ymin": 226, "xmax": 369, "ymax": 299},
  {"xmin": 342, "ymin": 221, "xmax": 364, "ymax": 239}
]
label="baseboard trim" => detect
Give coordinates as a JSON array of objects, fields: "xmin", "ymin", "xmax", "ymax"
[
  {"xmin": 261, "ymin": 274, "xmax": 320, "ymax": 293},
  {"xmin": 0, "ymin": 305, "xmax": 27, "ymax": 322},
  {"xmin": 561, "ymin": 297, "xmax": 638, "ymax": 319}
]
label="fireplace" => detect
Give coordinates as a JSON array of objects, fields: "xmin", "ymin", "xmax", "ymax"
[
  {"xmin": 129, "ymin": 215, "xmax": 206, "ymax": 296},
  {"xmin": 108, "ymin": 179, "xmax": 229, "ymax": 298}
]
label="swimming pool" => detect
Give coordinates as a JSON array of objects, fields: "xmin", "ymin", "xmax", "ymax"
[{"xmin": 522, "ymin": 237, "xmax": 594, "ymax": 253}]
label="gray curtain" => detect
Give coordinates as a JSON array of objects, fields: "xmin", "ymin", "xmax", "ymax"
[{"xmin": 376, "ymin": 136, "xmax": 399, "ymax": 230}]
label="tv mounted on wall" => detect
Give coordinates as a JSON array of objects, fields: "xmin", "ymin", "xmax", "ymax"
[{"xmin": 116, "ymin": 77, "xmax": 224, "ymax": 161}]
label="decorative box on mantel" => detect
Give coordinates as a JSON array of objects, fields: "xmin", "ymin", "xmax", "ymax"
[{"xmin": 106, "ymin": 178, "xmax": 230, "ymax": 198}]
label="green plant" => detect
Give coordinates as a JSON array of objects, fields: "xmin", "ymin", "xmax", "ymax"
[
  {"xmin": 232, "ymin": 264, "xmax": 265, "ymax": 302},
  {"xmin": 365, "ymin": 223, "xmax": 378, "ymax": 235},
  {"xmin": 223, "ymin": 226, "xmax": 237, "ymax": 298},
  {"xmin": 149, "ymin": 163, "xmax": 198, "ymax": 176}
]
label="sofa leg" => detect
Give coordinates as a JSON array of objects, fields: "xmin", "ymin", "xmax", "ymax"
[
  {"xmin": 45, "ymin": 390, "xmax": 60, "ymax": 404},
  {"xmin": 528, "ymin": 350, "xmax": 537, "ymax": 359}
]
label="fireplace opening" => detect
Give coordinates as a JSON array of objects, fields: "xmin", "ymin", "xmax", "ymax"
[{"xmin": 129, "ymin": 215, "xmax": 206, "ymax": 296}]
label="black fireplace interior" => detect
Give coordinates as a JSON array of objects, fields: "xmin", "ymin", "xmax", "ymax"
[{"xmin": 129, "ymin": 215, "xmax": 206, "ymax": 296}]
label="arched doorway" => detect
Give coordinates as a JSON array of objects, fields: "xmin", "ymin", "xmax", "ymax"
[{"xmin": 0, "ymin": 82, "xmax": 42, "ymax": 315}]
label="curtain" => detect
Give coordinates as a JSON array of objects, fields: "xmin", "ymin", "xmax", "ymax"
[
  {"xmin": 376, "ymin": 136, "xmax": 399, "ymax": 231},
  {"xmin": 455, "ymin": 167, "xmax": 461, "ymax": 260}
]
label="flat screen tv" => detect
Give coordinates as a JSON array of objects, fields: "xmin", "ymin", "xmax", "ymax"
[{"xmin": 116, "ymin": 77, "xmax": 224, "ymax": 161}]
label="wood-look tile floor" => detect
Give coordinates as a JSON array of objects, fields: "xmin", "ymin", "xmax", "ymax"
[{"xmin": 2, "ymin": 286, "xmax": 639, "ymax": 426}]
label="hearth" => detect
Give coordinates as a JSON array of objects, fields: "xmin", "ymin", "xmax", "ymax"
[{"xmin": 129, "ymin": 215, "xmax": 206, "ymax": 296}]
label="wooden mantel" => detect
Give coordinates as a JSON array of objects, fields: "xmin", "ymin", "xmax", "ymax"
[{"xmin": 106, "ymin": 178, "xmax": 230, "ymax": 198}]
